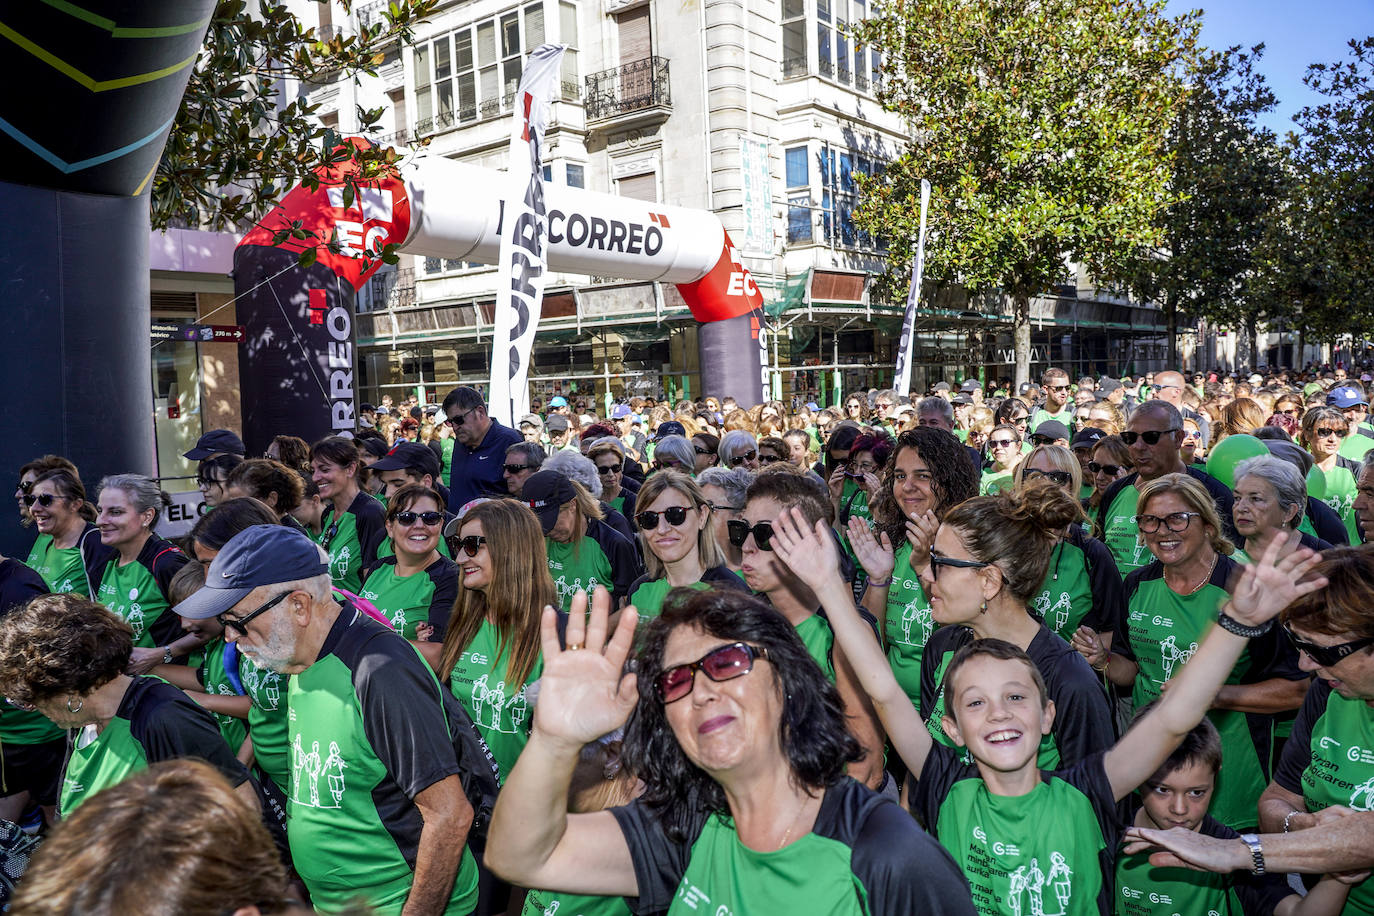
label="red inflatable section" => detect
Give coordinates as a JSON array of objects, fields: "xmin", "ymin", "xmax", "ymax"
[{"xmin": 675, "ymin": 233, "xmax": 765, "ymax": 323}]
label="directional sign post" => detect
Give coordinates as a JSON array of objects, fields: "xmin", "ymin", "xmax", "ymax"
[{"xmin": 150, "ymin": 322, "xmax": 245, "ymax": 343}]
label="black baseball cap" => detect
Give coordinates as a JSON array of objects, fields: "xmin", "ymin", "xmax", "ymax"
[
  {"xmin": 546, "ymin": 414, "xmax": 571, "ymax": 433},
  {"xmin": 1033, "ymin": 420, "xmax": 1071, "ymax": 442},
  {"xmin": 369, "ymin": 441, "xmax": 440, "ymax": 478},
  {"xmin": 656, "ymin": 421, "xmax": 687, "ymax": 439},
  {"xmin": 184, "ymin": 429, "xmax": 246, "ymax": 461},
  {"xmin": 1071, "ymin": 427, "xmax": 1106, "ymax": 450},
  {"xmin": 520, "ymin": 471, "xmax": 578, "ymax": 534},
  {"xmin": 174, "ymin": 525, "xmax": 329, "ymax": 620}
]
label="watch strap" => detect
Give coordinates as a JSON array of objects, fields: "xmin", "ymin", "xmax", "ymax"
[
  {"xmin": 1239, "ymin": 833, "xmax": 1265, "ymax": 875},
  {"xmin": 1217, "ymin": 610, "xmax": 1273, "ymax": 639}
]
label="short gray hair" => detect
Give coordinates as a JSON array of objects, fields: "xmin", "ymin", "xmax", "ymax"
[
  {"xmin": 508, "ymin": 441, "xmax": 547, "ymax": 466},
  {"xmin": 98, "ymin": 473, "xmax": 168, "ymax": 524},
  {"xmin": 542, "ymin": 449, "xmax": 603, "ymax": 498},
  {"xmin": 719, "ymin": 430, "xmax": 758, "ymax": 464},
  {"xmin": 915, "ymin": 397, "xmax": 954, "ymax": 424},
  {"xmin": 695, "ymin": 466, "xmax": 754, "ymax": 507},
  {"xmin": 1132, "ymin": 400, "xmax": 1184, "ymax": 429},
  {"xmin": 652, "ymin": 435, "xmax": 696, "ymax": 472},
  {"xmin": 1234, "ymin": 454, "xmax": 1306, "ymax": 528}
]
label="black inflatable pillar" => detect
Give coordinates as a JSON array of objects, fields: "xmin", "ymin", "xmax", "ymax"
[{"xmin": 698, "ymin": 310, "xmax": 768, "ymax": 409}]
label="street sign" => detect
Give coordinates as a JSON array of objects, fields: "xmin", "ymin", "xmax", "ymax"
[{"xmin": 149, "ymin": 322, "xmax": 245, "ymax": 343}]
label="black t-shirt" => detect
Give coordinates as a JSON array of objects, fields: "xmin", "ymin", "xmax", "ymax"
[
  {"xmin": 0, "ymin": 558, "xmax": 47, "ymax": 615},
  {"xmin": 1305, "ymin": 495, "xmax": 1349, "ymax": 546},
  {"xmin": 118, "ymin": 675, "xmax": 250, "ymax": 786},
  {"xmin": 611, "ymin": 777, "xmax": 975, "ymax": 915}
]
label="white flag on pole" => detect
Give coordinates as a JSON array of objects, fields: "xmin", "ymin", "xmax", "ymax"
[{"xmin": 893, "ymin": 178, "xmax": 931, "ymax": 398}]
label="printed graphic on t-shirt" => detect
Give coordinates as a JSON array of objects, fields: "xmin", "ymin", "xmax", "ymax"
[
  {"xmin": 97, "ymin": 582, "xmax": 147, "ymax": 641},
  {"xmin": 1005, "ymin": 851, "xmax": 1073, "ymax": 916},
  {"xmin": 1033, "ymin": 590, "xmax": 1074, "ymax": 635},
  {"xmin": 895, "ymin": 577, "xmax": 934, "ymax": 648},
  {"xmin": 470, "ymin": 673, "xmax": 530, "ymax": 735},
  {"xmin": 291, "ymin": 733, "xmax": 349, "ymax": 810},
  {"xmin": 242, "ymin": 664, "xmax": 282, "ymax": 710}
]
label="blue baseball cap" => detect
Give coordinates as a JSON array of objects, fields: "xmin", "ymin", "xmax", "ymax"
[
  {"xmin": 610, "ymin": 404, "xmax": 632, "ymax": 419},
  {"xmin": 174, "ymin": 525, "xmax": 329, "ymax": 620},
  {"xmin": 183, "ymin": 429, "xmax": 246, "ymax": 461},
  {"xmin": 549, "ymin": 396, "xmax": 568, "ymax": 408},
  {"xmin": 1326, "ymin": 385, "xmax": 1369, "ymax": 409}
]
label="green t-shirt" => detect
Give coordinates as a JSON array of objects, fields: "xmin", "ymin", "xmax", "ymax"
[
  {"xmin": 1124, "ymin": 559, "xmax": 1278, "ymax": 830},
  {"xmin": 627, "ymin": 567, "xmax": 747, "ymax": 620},
  {"xmin": 1030, "ymin": 406, "xmax": 1075, "ymax": 433},
  {"xmin": 376, "ymin": 534, "xmax": 453, "ymax": 561},
  {"xmin": 447, "ymin": 621, "xmax": 542, "ymax": 781},
  {"xmin": 980, "ymin": 469, "xmax": 1014, "ymax": 495},
  {"xmin": 358, "ymin": 557, "xmax": 457, "ymax": 640},
  {"xmin": 521, "ymin": 889, "xmax": 632, "ymax": 916},
  {"xmin": 317, "ymin": 493, "xmax": 387, "ymax": 594},
  {"xmin": 25, "ymin": 533, "xmax": 87, "ymax": 595},
  {"xmin": 242, "ymin": 661, "xmax": 291, "ymax": 787},
  {"xmin": 547, "ymin": 536, "xmax": 613, "ymax": 612},
  {"xmin": 439, "ymin": 438, "xmax": 455, "ymax": 480},
  {"xmin": 878, "ymin": 542, "xmax": 935, "ymax": 708},
  {"xmin": 199, "ymin": 638, "xmax": 248, "ymax": 753},
  {"xmin": 794, "ymin": 613, "xmax": 836, "ymax": 682},
  {"xmin": 1338, "ymin": 430, "xmax": 1374, "ymax": 463},
  {"xmin": 1029, "ymin": 531, "xmax": 1119, "ymax": 644},
  {"xmin": 1321, "ymin": 461, "xmax": 1361, "ymax": 546},
  {"xmin": 1102, "ymin": 483, "xmax": 1152, "ymax": 577},
  {"xmin": 839, "ymin": 478, "xmax": 872, "ymax": 524},
  {"xmin": 96, "ymin": 559, "xmax": 170, "ymax": 649}
]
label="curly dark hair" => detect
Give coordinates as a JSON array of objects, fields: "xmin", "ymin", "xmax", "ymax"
[
  {"xmin": 870, "ymin": 427, "xmax": 978, "ymax": 545},
  {"xmin": 0, "ymin": 593, "xmax": 132, "ymax": 706},
  {"xmin": 624, "ymin": 588, "xmax": 862, "ymax": 842}
]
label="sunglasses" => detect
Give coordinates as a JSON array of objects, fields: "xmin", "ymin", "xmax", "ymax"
[
  {"xmin": 504, "ymin": 463, "xmax": 538, "ymax": 475},
  {"xmin": 1134, "ymin": 511, "xmax": 1201, "ymax": 533},
  {"xmin": 728, "ymin": 451, "xmax": 757, "ymax": 467},
  {"xmin": 1088, "ymin": 461, "xmax": 1124, "ymax": 476},
  {"xmin": 16, "ymin": 480, "xmax": 32, "ymax": 494},
  {"xmin": 758, "ymin": 455, "xmax": 784, "ymax": 465},
  {"xmin": 1316, "ymin": 427, "xmax": 1348, "ymax": 439},
  {"xmin": 1023, "ymin": 468, "xmax": 1073, "ymax": 486},
  {"xmin": 219, "ymin": 590, "xmax": 291, "ymax": 638},
  {"xmin": 595, "ymin": 464, "xmax": 622, "ymax": 476},
  {"xmin": 657, "ymin": 642, "xmax": 769, "ymax": 703},
  {"xmin": 21, "ymin": 493, "xmax": 65, "ymax": 508},
  {"xmin": 1121, "ymin": 428, "xmax": 1180, "ymax": 446},
  {"xmin": 726, "ymin": 519, "xmax": 774, "ymax": 550},
  {"xmin": 652, "ymin": 460, "xmax": 684, "ymax": 471},
  {"xmin": 455, "ymin": 535, "xmax": 487, "ymax": 557},
  {"xmin": 988, "ymin": 438, "xmax": 1017, "ymax": 449},
  {"xmin": 637, "ymin": 506, "xmax": 691, "ymax": 530},
  {"xmin": 1284, "ymin": 625, "xmax": 1374, "ymax": 668},
  {"xmin": 445, "ymin": 407, "xmax": 478, "ymax": 428},
  {"xmin": 693, "ymin": 446, "xmax": 715, "ymax": 456},
  {"xmin": 394, "ymin": 510, "xmax": 443, "ymax": 527},
  {"xmin": 708, "ymin": 502, "xmax": 743, "ymax": 513},
  {"xmin": 928, "ymin": 548, "xmax": 990, "ymax": 580},
  {"xmin": 1029, "ymin": 435, "xmax": 1058, "ymax": 446},
  {"xmin": 1047, "ymin": 384, "xmax": 1071, "ymax": 392}
]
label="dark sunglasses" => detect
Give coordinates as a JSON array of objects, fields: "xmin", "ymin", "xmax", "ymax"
[
  {"xmin": 219, "ymin": 590, "xmax": 291, "ymax": 638},
  {"xmin": 693, "ymin": 446, "xmax": 715, "ymax": 456},
  {"xmin": 657, "ymin": 642, "xmax": 769, "ymax": 703},
  {"xmin": 595, "ymin": 463, "xmax": 622, "ymax": 476},
  {"xmin": 21, "ymin": 493, "xmax": 65, "ymax": 508},
  {"xmin": 16, "ymin": 480, "xmax": 32, "ymax": 494},
  {"xmin": 1316, "ymin": 427, "xmax": 1349, "ymax": 439},
  {"xmin": 988, "ymin": 438, "xmax": 1017, "ymax": 449},
  {"xmin": 728, "ymin": 451, "xmax": 757, "ymax": 467},
  {"xmin": 1029, "ymin": 435, "xmax": 1058, "ymax": 446},
  {"xmin": 758, "ymin": 455, "xmax": 784, "ymax": 465},
  {"xmin": 1023, "ymin": 468, "xmax": 1073, "ymax": 486},
  {"xmin": 1088, "ymin": 461, "xmax": 1124, "ymax": 476},
  {"xmin": 455, "ymin": 535, "xmax": 487, "ymax": 557},
  {"xmin": 1121, "ymin": 428, "xmax": 1180, "ymax": 446},
  {"xmin": 1047, "ymin": 384, "xmax": 1071, "ymax": 392},
  {"xmin": 928, "ymin": 548, "xmax": 989, "ymax": 580},
  {"xmin": 726, "ymin": 519, "xmax": 774, "ymax": 550},
  {"xmin": 394, "ymin": 510, "xmax": 443, "ymax": 527},
  {"xmin": 445, "ymin": 407, "xmax": 478, "ymax": 428},
  {"xmin": 1284, "ymin": 625, "xmax": 1374, "ymax": 668},
  {"xmin": 708, "ymin": 502, "xmax": 743, "ymax": 513},
  {"xmin": 652, "ymin": 460, "xmax": 684, "ymax": 471},
  {"xmin": 1134, "ymin": 511, "xmax": 1201, "ymax": 533},
  {"xmin": 637, "ymin": 506, "xmax": 691, "ymax": 529},
  {"xmin": 504, "ymin": 463, "xmax": 538, "ymax": 474}
]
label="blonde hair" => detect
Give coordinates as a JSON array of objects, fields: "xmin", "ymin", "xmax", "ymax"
[
  {"xmin": 1135, "ymin": 473, "xmax": 1234, "ymax": 556},
  {"xmin": 1013, "ymin": 444, "xmax": 1082, "ymax": 493},
  {"xmin": 633, "ymin": 470, "xmax": 724, "ymax": 579}
]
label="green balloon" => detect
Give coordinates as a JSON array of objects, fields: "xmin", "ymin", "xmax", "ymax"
[
  {"xmin": 1205, "ymin": 434, "xmax": 1269, "ymax": 489},
  {"xmin": 1306, "ymin": 465, "xmax": 1327, "ymax": 500}
]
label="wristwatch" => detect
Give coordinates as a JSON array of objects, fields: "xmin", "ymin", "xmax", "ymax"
[
  {"xmin": 1217, "ymin": 606, "xmax": 1273, "ymax": 639},
  {"xmin": 1239, "ymin": 833, "xmax": 1265, "ymax": 875},
  {"xmin": 162, "ymin": 645, "xmax": 174, "ymax": 665}
]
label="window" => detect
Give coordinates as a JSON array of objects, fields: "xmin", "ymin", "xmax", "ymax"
[
  {"xmin": 785, "ymin": 146, "xmax": 811, "ymax": 243},
  {"xmin": 559, "ymin": 2, "xmax": 579, "ymax": 96},
  {"xmin": 782, "ymin": 0, "xmax": 806, "ymax": 78},
  {"xmin": 808, "ymin": 0, "xmax": 878, "ymax": 91},
  {"xmin": 816, "ymin": 0, "xmax": 833, "ymax": 78},
  {"xmin": 815, "ymin": 144, "xmax": 880, "ymax": 249},
  {"xmin": 618, "ymin": 173, "xmax": 657, "ymax": 202},
  {"xmin": 542, "ymin": 164, "xmax": 553, "ymax": 181},
  {"xmin": 424, "ymin": 257, "xmax": 442, "ymax": 274},
  {"xmin": 566, "ymin": 163, "xmax": 585, "ymax": 188}
]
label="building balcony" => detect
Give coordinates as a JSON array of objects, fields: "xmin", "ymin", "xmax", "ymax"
[{"xmin": 584, "ymin": 56, "xmax": 671, "ymax": 130}]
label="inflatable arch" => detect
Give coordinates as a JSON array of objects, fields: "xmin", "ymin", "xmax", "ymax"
[{"xmin": 234, "ymin": 142, "xmax": 768, "ymax": 451}]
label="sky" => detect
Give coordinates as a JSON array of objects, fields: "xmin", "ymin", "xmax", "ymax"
[{"xmin": 1165, "ymin": 0, "xmax": 1374, "ymax": 135}]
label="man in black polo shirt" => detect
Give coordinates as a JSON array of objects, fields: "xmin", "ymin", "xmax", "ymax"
[{"xmin": 442, "ymin": 386, "xmax": 523, "ymax": 511}]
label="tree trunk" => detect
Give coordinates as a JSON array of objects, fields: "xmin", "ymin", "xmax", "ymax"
[
  {"xmin": 1297, "ymin": 325, "xmax": 1306, "ymax": 370},
  {"xmin": 1013, "ymin": 294, "xmax": 1032, "ymax": 388},
  {"xmin": 1241, "ymin": 316, "xmax": 1259, "ymax": 373},
  {"xmin": 1165, "ymin": 298, "xmax": 1178, "ymax": 369}
]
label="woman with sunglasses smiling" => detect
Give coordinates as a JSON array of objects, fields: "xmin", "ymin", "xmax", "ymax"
[
  {"xmin": 310, "ymin": 436, "xmax": 386, "ymax": 594},
  {"xmin": 1299, "ymin": 406, "xmax": 1363, "ymax": 546},
  {"xmin": 1086, "ymin": 434, "xmax": 1132, "ymax": 514},
  {"xmin": 980, "ymin": 422, "xmax": 1024, "ymax": 494},
  {"xmin": 1078, "ymin": 473, "xmax": 1308, "ymax": 830},
  {"xmin": 1010, "ymin": 447, "xmax": 1126, "ymax": 646},
  {"xmin": 484, "ymin": 587, "xmax": 973, "ymax": 915},
  {"xmin": 357, "ymin": 484, "xmax": 457, "ymax": 641},
  {"xmin": 1261, "ymin": 547, "xmax": 1374, "ymax": 916},
  {"xmin": 15, "ymin": 454, "xmax": 75, "ymax": 529},
  {"xmin": 626, "ymin": 470, "xmax": 747, "ymax": 620},
  {"xmin": 22, "ymin": 468, "xmax": 110, "ymax": 597}
]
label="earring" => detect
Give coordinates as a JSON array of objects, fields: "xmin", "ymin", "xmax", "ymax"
[
  {"xmin": 979, "ymin": 600, "xmax": 987, "ymax": 613},
  {"xmin": 66, "ymin": 696, "xmax": 83, "ymax": 713}
]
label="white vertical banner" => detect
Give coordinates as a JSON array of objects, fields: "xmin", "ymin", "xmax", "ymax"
[
  {"xmin": 487, "ymin": 43, "xmax": 567, "ymax": 427},
  {"xmin": 738, "ymin": 137, "xmax": 773, "ymax": 256},
  {"xmin": 893, "ymin": 178, "xmax": 931, "ymax": 398}
]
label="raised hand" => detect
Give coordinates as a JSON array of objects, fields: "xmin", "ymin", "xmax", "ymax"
[
  {"xmin": 1121, "ymin": 826, "xmax": 1249, "ymax": 873},
  {"xmin": 858, "ymin": 471, "xmax": 882, "ymax": 495},
  {"xmin": 903, "ymin": 510, "xmax": 940, "ymax": 576},
  {"xmin": 846, "ymin": 517, "xmax": 894, "ymax": 582},
  {"xmin": 1228, "ymin": 530, "xmax": 1327, "ymax": 627},
  {"xmin": 827, "ymin": 465, "xmax": 847, "ymax": 501},
  {"xmin": 533, "ymin": 587, "xmax": 639, "ymax": 753},
  {"xmin": 771, "ymin": 507, "xmax": 845, "ymax": 597}
]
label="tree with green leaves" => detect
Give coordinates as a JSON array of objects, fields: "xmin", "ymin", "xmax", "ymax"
[
  {"xmin": 852, "ymin": 0, "xmax": 1199, "ymax": 384},
  {"xmin": 154, "ymin": 0, "xmax": 435, "ymax": 252}
]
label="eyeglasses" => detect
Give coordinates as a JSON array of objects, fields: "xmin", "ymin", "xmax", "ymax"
[
  {"xmin": 394, "ymin": 510, "xmax": 443, "ymax": 527},
  {"xmin": 726, "ymin": 519, "xmax": 774, "ymax": 550},
  {"xmin": 595, "ymin": 464, "xmax": 622, "ymax": 476},
  {"xmin": 504, "ymin": 463, "xmax": 538, "ymax": 475},
  {"xmin": 197, "ymin": 476, "xmax": 226, "ymax": 489},
  {"xmin": 21, "ymin": 493, "xmax": 66, "ymax": 508},
  {"xmin": 708, "ymin": 502, "xmax": 743, "ymax": 513},
  {"xmin": 656, "ymin": 642, "xmax": 770, "ymax": 703},
  {"xmin": 1088, "ymin": 461, "xmax": 1124, "ymax": 476},
  {"xmin": 1134, "ymin": 511, "xmax": 1201, "ymax": 533},
  {"xmin": 455, "ymin": 535, "xmax": 487, "ymax": 557},
  {"xmin": 219, "ymin": 591, "xmax": 292, "ymax": 638},
  {"xmin": 1284, "ymin": 625, "xmax": 1374, "ymax": 668},
  {"xmin": 1047, "ymin": 384, "xmax": 1071, "ymax": 392},
  {"xmin": 1029, "ymin": 435, "xmax": 1058, "ymax": 446},
  {"xmin": 1315, "ymin": 427, "xmax": 1349, "ymax": 439},
  {"xmin": 728, "ymin": 451, "xmax": 757, "ymax": 467},
  {"xmin": 1278, "ymin": 408, "xmax": 1301, "ymax": 417},
  {"xmin": 1023, "ymin": 468, "xmax": 1073, "ymax": 486},
  {"xmin": 693, "ymin": 446, "xmax": 714, "ymax": 456},
  {"xmin": 1121, "ymin": 429, "xmax": 1180, "ymax": 446},
  {"xmin": 636, "ymin": 506, "xmax": 691, "ymax": 530},
  {"xmin": 758, "ymin": 454, "xmax": 784, "ymax": 465},
  {"xmin": 988, "ymin": 438, "xmax": 1017, "ymax": 449},
  {"xmin": 445, "ymin": 407, "xmax": 479, "ymax": 428},
  {"xmin": 928, "ymin": 548, "xmax": 990, "ymax": 580}
]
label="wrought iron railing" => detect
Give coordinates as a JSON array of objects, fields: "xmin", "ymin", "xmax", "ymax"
[
  {"xmin": 356, "ymin": 0, "xmax": 389, "ymax": 28},
  {"xmin": 369, "ymin": 267, "xmax": 415, "ymax": 309},
  {"xmin": 584, "ymin": 56, "xmax": 671, "ymax": 121},
  {"xmin": 782, "ymin": 56, "xmax": 807, "ymax": 78}
]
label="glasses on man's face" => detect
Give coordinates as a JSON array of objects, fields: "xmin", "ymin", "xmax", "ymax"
[
  {"xmin": 728, "ymin": 451, "xmax": 757, "ymax": 467},
  {"xmin": 1135, "ymin": 511, "xmax": 1201, "ymax": 534},
  {"xmin": 219, "ymin": 590, "xmax": 292, "ymax": 638},
  {"xmin": 1121, "ymin": 428, "xmax": 1180, "ymax": 446},
  {"xmin": 1022, "ymin": 468, "xmax": 1072, "ymax": 487},
  {"xmin": 445, "ymin": 407, "xmax": 478, "ymax": 428},
  {"xmin": 1316, "ymin": 427, "xmax": 1349, "ymax": 439},
  {"xmin": 504, "ymin": 463, "xmax": 538, "ymax": 475},
  {"xmin": 1047, "ymin": 384, "xmax": 1071, "ymax": 392},
  {"xmin": 16, "ymin": 480, "xmax": 32, "ymax": 495},
  {"xmin": 394, "ymin": 510, "xmax": 443, "ymax": 528},
  {"xmin": 927, "ymin": 548, "xmax": 990, "ymax": 580},
  {"xmin": 21, "ymin": 493, "xmax": 65, "ymax": 508},
  {"xmin": 1284, "ymin": 625, "xmax": 1374, "ymax": 669},
  {"xmin": 656, "ymin": 642, "xmax": 769, "ymax": 703},
  {"xmin": 1029, "ymin": 435, "xmax": 1057, "ymax": 447},
  {"xmin": 1088, "ymin": 461, "xmax": 1124, "ymax": 476},
  {"xmin": 726, "ymin": 519, "xmax": 774, "ymax": 550},
  {"xmin": 637, "ymin": 506, "xmax": 691, "ymax": 530},
  {"xmin": 455, "ymin": 535, "xmax": 487, "ymax": 557},
  {"xmin": 875, "ymin": 401, "xmax": 894, "ymax": 412}
]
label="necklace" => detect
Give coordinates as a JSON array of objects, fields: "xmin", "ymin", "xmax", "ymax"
[
  {"xmin": 1169, "ymin": 552, "xmax": 1218, "ymax": 596},
  {"xmin": 777, "ymin": 797, "xmax": 813, "ymax": 851}
]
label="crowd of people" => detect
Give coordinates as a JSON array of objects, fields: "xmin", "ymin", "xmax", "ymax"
[{"xmin": 2, "ymin": 363, "xmax": 1374, "ymax": 915}]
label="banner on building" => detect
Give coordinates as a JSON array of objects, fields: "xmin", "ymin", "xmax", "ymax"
[
  {"xmin": 738, "ymin": 137, "xmax": 773, "ymax": 256},
  {"xmin": 893, "ymin": 178, "xmax": 931, "ymax": 398},
  {"xmin": 487, "ymin": 43, "xmax": 567, "ymax": 427}
]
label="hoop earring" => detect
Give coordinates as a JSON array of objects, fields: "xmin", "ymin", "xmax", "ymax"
[{"xmin": 66, "ymin": 696, "xmax": 83, "ymax": 713}]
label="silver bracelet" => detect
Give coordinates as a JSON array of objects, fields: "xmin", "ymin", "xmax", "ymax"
[
  {"xmin": 1283, "ymin": 809, "xmax": 1302, "ymax": 833},
  {"xmin": 867, "ymin": 575, "xmax": 892, "ymax": 587}
]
